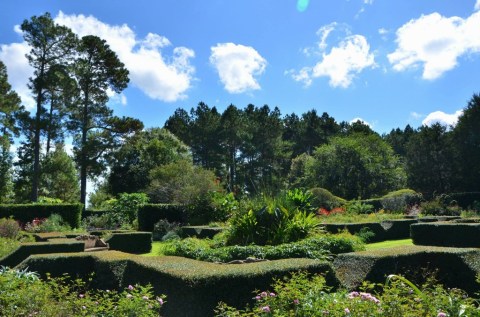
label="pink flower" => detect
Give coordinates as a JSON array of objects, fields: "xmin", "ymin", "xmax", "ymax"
[
  {"xmin": 344, "ymin": 308, "xmax": 350, "ymax": 315},
  {"xmin": 126, "ymin": 294, "xmax": 133, "ymax": 299},
  {"xmin": 156, "ymin": 297, "xmax": 164, "ymax": 305},
  {"xmin": 269, "ymin": 292, "xmax": 276, "ymax": 297},
  {"xmin": 260, "ymin": 291, "xmax": 268, "ymax": 297},
  {"xmin": 142, "ymin": 296, "xmax": 149, "ymax": 300},
  {"xmin": 293, "ymin": 299, "xmax": 300, "ymax": 305},
  {"xmin": 255, "ymin": 295, "xmax": 261, "ymax": 300},
  {"xmin": 78, "ymin": 294, "xmax": 85, "ymax": 298},
  {"xmin": 261, "ymin": 306, "xmax": 271, "ymax": 313},
  {"xmin": 128, "ymin": 285, "xmax": 134, "ymax": 290},
  {"xmin": 437, "ymin": 313, "xmax": 447, "ymax": 317}
]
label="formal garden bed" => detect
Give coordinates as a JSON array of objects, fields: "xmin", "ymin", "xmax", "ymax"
[{"xmin": 1, "ymin": 188, "xmax": 480, "ymax": 316}]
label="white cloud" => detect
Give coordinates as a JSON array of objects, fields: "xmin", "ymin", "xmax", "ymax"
[
  {"xmin": 210, "ymin": 43, "xmax": 267, "ymax": 94},
  {"xmin": 410, "ymin": 111, "xmax": 423, "ymax": 120},
  {"xmin": 475, "ymin": 0, "xmax": 480, "ymax": 11},
  {"xmin": 350, "ymin": 117, "xmax": 372, "ymax": 127},
  {"xmin": 388, "ymin": 11, "xmax": 480, "ymax": 80},
  {"xmin": 0, "ymin": 41, "xmax": 35, "ymax": 109},
  {"xmin": 422, "ymin": 110, "xmax": 463, "ymax": 127},
  {"xmin": 54, "ymin": 11, "xmax": 195, "ymax": 102},
  {"xmin": 291, "ymin": 26, "xmax": 375, "ymax": 88}
]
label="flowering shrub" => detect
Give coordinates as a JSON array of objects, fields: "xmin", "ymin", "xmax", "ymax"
[
  {"xmin": 216, "ymin": 272, "xmax": 479, "ymax": 316},
  {"xmin": 318, "ymin": 207, "xmax": 345, "ymax": 216},
  {"xmin": 0, "ymin": 268, "xmax": 166, "ymax": 316}
]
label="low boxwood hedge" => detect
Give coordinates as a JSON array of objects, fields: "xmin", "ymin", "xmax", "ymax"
[
  {"xmin": 18, "ymin": 251, "xmax": 338, "ymax": 317},
  {"xmin": 0, "ymin": 203, "xmax": 83, "ymax": 228},
  {"xmin": 333, "ymin": 245, "xmax": 480, "ymax": 295},
  {"xmin": 0, "ymin": 240, "xmax": 84, "ymax": 267},
  {"xmin": 138, "ymin": 204, "xmax": 187, "ymax": 231},
  {"xmin": 104, "ymin": 232, "xmax": 152, "ymax": 254},
  {"xmin": 411, "ymin": 222, "xmax": 480, "ymax": 247}
]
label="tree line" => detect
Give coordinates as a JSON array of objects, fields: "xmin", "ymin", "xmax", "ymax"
[{"xmin": 1, "ymin": 12, "xmax": 479, "ymax": 207}]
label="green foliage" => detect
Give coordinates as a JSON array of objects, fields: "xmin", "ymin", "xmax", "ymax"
[
  {"xmin": 318, "ymin": 211, "xmax": 404, "ymax": 224},
  {"xmin": 0, "ymin": 237, "xmax": 20, "ymax": 258},
  {"xmin": 345, "ymin": 200, "xmax": 374, "ymax": 214},
  {"xmin": 226, "ymin": 206, "xmax": 322, "ymax": 246},
  {"xmin": 420, "ymin": 195, "xmax": 461, "ymax": 216},
  {"xmin": 305, "ymin": 134, "xmax": 407, "ymax": 200},
  {"xmin": 334, "ymin": 245, "xmax": 480, "ymax": 294},
  {"xmin": 0, "ymin": 268, "xmax": 165, "ymax": 317},
  {"xmin": 309, "ymin": 187, "xmax": 346, "ymax": 210},
  {"xmin": 108, "ymin": 192, "xmax": 149, "ymax": 225},
  {"xmin": 24, "ymin": 213, "xmax": 71, "ymax": 233},
  {"xmin": 0, "ymin": 217, "xmax": 20, "ymax": 239},
  {"xmin": 165, "ymin": 234, "xmax": 363, "ymax": 262},
  {"xmin": 137, "ymin": 204, "xmax": 187, "ymax": 231},
  {"xmin": 216, "ymin": 272, "xmax": 479, "ymax": 317},
  {"xmin": 0, "ymin": 239, "xmax": 84, "ymax": 268},
  {"xmin": 380, "ymin": 189, "xmax": 422, "ymax": 213},
  {"xmin": 39, "ymin": 143, "xmax": 80, "ymax": 202},
  {"xmin": 0, "ymin": 203, "xmax": 83, "ymax": 228},
  {"xmin": 20, "ymin": 251, "xmax": 337, "ymax": 317},
  {"xmin": 152, "ymin": 219, "xmax": 181, "ymax": 241},
  {"xmin": 411, "ymin": 222, "xmax": 480, "ymax": 247}
]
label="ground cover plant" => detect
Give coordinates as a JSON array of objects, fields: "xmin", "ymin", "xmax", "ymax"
[
  {"xmin": 161, "ymin": 232, "xmax": 364, "ymax": 262},
  {"xmin": 215, "ymin": 272, "xmax": 480, "ymax": 316},
  {"xmin": 0, "ymin": 266, "xmax": 165, "ymax": 316}
]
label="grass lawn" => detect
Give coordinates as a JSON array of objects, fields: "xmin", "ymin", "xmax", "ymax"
[
  {"xmin": 141, "ymin": 241, "xmax": 172, "ymax": 256},
  {"xmin": 365, "ymin": 238, "xmax": 413, "ymax": 251}
]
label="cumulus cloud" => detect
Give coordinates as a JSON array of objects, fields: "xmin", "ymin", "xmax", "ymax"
[
  {"xmin": 209, "ymin": 43, "xmax": 267, "ymax": 94},
  {"xmin": 0, "ymin": 41, "xmax": 35, "ymax": 109},
  {"xmin": 350, "ymin": 117, "xmax": 372, "ymax": 127},
  {"xmin": 388, "ymin": 11, "xmax": 480, "ymax": 80},
  {"xmin": 475, "ymin": 0, "xmax": 480, "ymax": 11},
  {"xmin": 422, "ymin": 110, "xmax": 463, "ymax": 127},
  {"xmin": 54, "ymin": 12, "xmax": 195, "ymax": 102},
  {"xmin": 290, "ymin": 25, "xmax": 375, "ymax": 88}
]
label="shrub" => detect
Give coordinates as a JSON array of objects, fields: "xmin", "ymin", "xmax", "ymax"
[
  {"xmin": 19, "ymin": 251, "xmax": 337, "ymax": 317},
  {"xmin": 180, "ymin": 225, "xmax": 224, "ymax": 239},
  {"xmin": 381, "ymin": 189, "xmax": 422, "ymax": 213},
  {"xmin": 346, "ymin": 200, "xmax": 374, "ymax": 214},
  {"xmin": 165, "ymin": 234, "xmax": 364, "ymax": 262},
  {"xmin": 138, "ymin": 204, "xmax": 187, "ymax": 231},
  {"xmin": 216, "ymin": 272, "xmax": 479, "ymax": 317},
  {"xmin": 24, "ymin": 213, "xmax": 71, "ymax": 233},
  {"xmin": 0, "ymin": 203, "xmax": 83, "ymax": 228},
  {"xmin": 0, "ymin": 267, "xmax": 165, "ymax": 317},
  {"xmin": 0, "ymin": 217, "xmax": 20, "ymax": 239},
  {"xmin": 152, "ymin": 219, "xmax": 181, "ymax": 241},
  {"xmin": 226, "ymin": 205, "xmax": 322, "ymax": 246},
  {"xmin": 108, "ymin": 192, "xmax": 149, "ymax": 225},
  {"xmin": 309, "ymin": 187, "xmax": 346, "ymax": 210},
  {"xmin": 334, "ymin": 245, "xmax": 480, "ymax": 294}
]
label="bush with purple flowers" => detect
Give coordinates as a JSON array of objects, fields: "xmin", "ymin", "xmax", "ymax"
[
  {"xmin": 0, "ymin": 267, "xmax": 166, "ymax": 316},
  {"xmin": 216, "ymin": 272, "xmax": 479, "ymax": 316}
]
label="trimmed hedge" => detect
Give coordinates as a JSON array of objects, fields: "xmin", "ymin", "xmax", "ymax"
[
  {"xmin": 411, "ymin": 222, "xmax": 480, "ymax": 247},
  {"xmin": 324, "ymin": 219, "xmax": 418, "ymax": 242},
  {"xmin": 18, "ymin": 251, "xmax": 338, "ymax": 317},
  {"xmin": 0, "ymin": 240, "xmax": 84, "ymax": 267},
  {"xmin": 180, "ymin": 226, "xmax": 224, "ymax": 239},
  {"xmin": 442, "ymin": 192, "xmax": 480, "ymax": 209},
  {"xmin": 138, "ymin": 204, "xmax": 187, "ymax": 231},
  {"xmin": 0, "ymin": 203, "xmax": 83, "ymax": 228},
  {"xmin": 333, "ymin": 246, "xmax": 480, "ymax": 295},
  {"xmin": 105, "ymin": 232, "xmax": 152, "ymax": 254}
]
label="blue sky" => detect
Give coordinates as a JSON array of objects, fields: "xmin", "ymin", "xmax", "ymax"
[{"xmin": 1, "ymin": 0, "xmax": 480, "ymax": 134}]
